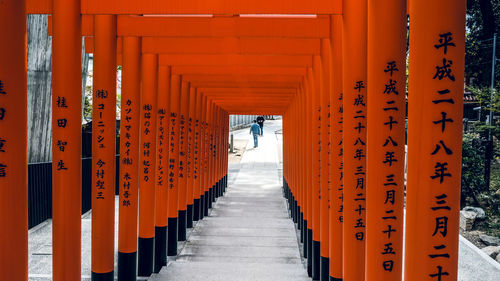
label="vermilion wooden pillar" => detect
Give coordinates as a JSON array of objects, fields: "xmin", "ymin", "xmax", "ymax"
[
  {"xmin": 193, "ymin": 90, "xmax": 203, "ymax": 221},
  {"xmin": 319, "ymin": 38, "xmax": 332, "ymax": 281},
  {"xmin": 201, "ymin": 95, "xmax": 209, "ymax": 218},
  {"xmin": 153, "ymin": 65, "xmax": 171, "ymax": 273},
  {"xmin": 138, "ymin": 53, "xmax": 158, "ymax": 277},
  {"xmin": 342, "ymin": 0, "xmax": 368, "ymax": 280},
  {"xmin": 118, "ymin": 36, "xmax": 141, "ymax": 281},
  {"xmin": 305, "ymin": 70, "xmax": 314, "ymax": 277},
  {"xmin": 366, "ymin": 1, "xmax": 407, "ymax": 280},
  {"xmin": 312, "ymin": 56, "xmax": 323, "ymax": 281},
  {"xmin": 51, "ymin": 0, "xmax": 82, "ymax": 280},
  {"xmin": 0, "ymin": 1, "xmax": 27, "ymax": 280},
  {"xmin": 92, "ymin": 15, "xmax": 117, "ymax": 281},
  {"xmin": 186, "ymin": 86, "xmax": 197, "ymax": 226},
  {"xmin": 167, "ymin": 74, "xmax": 181, "ymax": 257},
  {"xmin": 329, "ymin": 14, "xmax": 344, "ymax": 281},
  {"xmin": 178, "ymin": 80, "xmax": 190, "ymax": 241},
  {"xmin": 405, "ymin": 1, "xmax": 466, "ymax": 281}
]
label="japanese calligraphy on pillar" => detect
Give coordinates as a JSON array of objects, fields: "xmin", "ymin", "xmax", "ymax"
[
  {"xmin": 168, "ymin": 111, "xmax": 177, "ymax": 189},
  {"xmin": 94, "ymin": 89, "xmax": 109, "ymax": 200},
  {"xmin": 54, "ymin": 94, "xmax": 70, "ymax": 173},
  {"xmin": 179, "ymin": 113, "xmax": 185, "ymax": 179},
  {"xmin": 157, "ymin": 108, "xmax": 166, "ymax": 191},
  {"xmin": 193, "ymin": 118, "xmax": 199, "ymax": 181},
  {"xmin": 426, "ymin": 31, "xmax": 458, "ymax": 281},
  {"xmin": 121, "ymin": 99, "xmax": 134, "ymax": 206},
  {"xmin": 379, "ymin": 61, "xmax": 403, "ymax": 273},
  {"xmin": 142, "ymin": 104, "xmax": 153, "ymax": 183},
  {"xmin": 187, "ymin": 115, "xmax": 192, "ymax": 179},
  {"xmin": 0, "ymin": 80, "xmax": 7, "ymax": 178},
  {"xmin": 336, "ymin": 93, "xmax": 344, "ymax": 224},
  {"xmin": 352, "ymin": 81, "xmax": 367, "ymax": 242}
]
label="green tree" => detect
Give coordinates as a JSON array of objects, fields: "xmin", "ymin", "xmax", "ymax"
[{"xmin": 465, "ymin": 0, "xmax": 499, "ymax": 87}]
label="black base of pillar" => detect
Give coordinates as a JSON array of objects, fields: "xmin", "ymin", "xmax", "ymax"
[
  {"xmin": 209, "ymin": 186, "xmax": 214, "ymax": 208},
  {"xmin": 118, "ymin": 251, "xmax": 137, "ymax": 281},
  {"xmin": 167, "ymin": 217, "xmax": 178, "ymax": 256},
  {"xmin": 312, "ymin": 240, "xmax": 320, "ymax": 280},
  {"xmin": 320, "ymin": 257, "xmax": 330, "ymax": 281},
  {"xmin": 298, "ymin": 209, "xmax": 302, "ymax": 230},
  {"xmin": 330, "ymin": 277, "xmax": 343, "ymax": 281},
  {"xmin": 137, "ymin": 237, "xmax": 154, "ymax": 277},
  {"xmin": 200, "ymin": 194, "xmax": 206, "ymax": 219},
  {"xmin": 92, "ymin": 271, "xmax": 114, "ymax": 281},
  {"xmin": 153, "ymin": 226, "xmax": 167, "ymax": 273},
  {"xmin": 215, "ymin": 181, "xmax": 220, "ymax": 198},
  {"xmin": 204, "ymin": 191, "xmax": 209, "ymax": 216},
  {"xmin": 178, "ymin": 210, "xmax": 187, "ymax": 241},
  {"xmin": 187, "ymin": 204, "xmax": 194, "ymax": 228},
  {"xmin": 307, "ymin": 229, "xmax": 313, "ymax": 277},
  {"xmin": 302, "ymin": 220, "xmax": 307, "ymax": 253},
  {"xmin": 193, "ymin": 198, "xmax": 201, "ymax": 221}
]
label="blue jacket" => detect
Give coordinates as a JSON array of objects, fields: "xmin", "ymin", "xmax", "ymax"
[{"xmin": 250, "ymin": 123, "xmax": 261, "ymax": 134}]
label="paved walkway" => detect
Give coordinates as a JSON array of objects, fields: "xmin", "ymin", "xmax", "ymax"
[{"xmin": 149, "ymin": 120, "xmax": 309, "ymax": 281}]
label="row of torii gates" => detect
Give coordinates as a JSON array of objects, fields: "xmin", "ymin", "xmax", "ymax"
[{"xmin": 0, "ymin": 1, "xmax": 465, "ymax": 281}]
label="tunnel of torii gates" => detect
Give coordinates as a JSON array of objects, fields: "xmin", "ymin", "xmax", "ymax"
[{"xmin": 0, "ymin": 0, "xmax": 466, "ymax": 281}]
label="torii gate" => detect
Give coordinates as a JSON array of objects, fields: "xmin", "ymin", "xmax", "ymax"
[{"xmin": 0, "ymin": 1, "xmax": 465, "ymax": 281}]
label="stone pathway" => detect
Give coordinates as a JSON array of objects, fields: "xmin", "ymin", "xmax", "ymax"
[{"xmin": 149, "ymin": 119, "xmax": 309, "ymax": 281}]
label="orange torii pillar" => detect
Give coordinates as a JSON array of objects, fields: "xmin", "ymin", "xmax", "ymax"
[
  {"xmin": 343, "ymin": 0, "xmax": 368, "ymax": 280},
  {"xmin": 178, "ymin": 80, "xmax": 190, "ymax": 241},
  {"xmin": 153, "ymin": 65, "xmax": 171, "ymax": 273},
  {"xmin": 405, "ymin": 1, "xmax": 465, "ymax": 281},
  {"xmin": 118, "ymin": 36, "xmax": 141, "ymax": 281},
  {"xmin": 319, "ymin": 38, "xmax": 332, "ymax": 281},
  {"xmin": 138, "ymin": 53, "xmax": 158, "ymax": 277},
  {"xmin": 312, "ymin": 56, "xmax": 323, "ymax": 281},
  {"xmin": 366, "ymin": 1, "xmax": 407, "ymax": 280},
  {"xmin": 52, "ymin": 0, "xmax": 82, "ymax": 280},
  {"xmin": 201, "ymin": 95, "xmax": 209, "ymax": 218},
  {"xmin": 0, "ymin": 1, "xmax": 27, "ymax": 280},
  {"xmin": 329, "ymin": 14, "xmax": 344, "ymax": 281},
  {"xmin": 193, "ymin": 91, "xmax": 203, "ymax": 221},
  {"xmin": 186, "ymin": 86, "xmax": 197, "ymax": 226},
  {"xmin": 91, "ymin": 14, "xmax": 117, "ymax": 281},
  {"xmin": 206, "ymin": 103, "xmax": 215, "ymax": 210},
  {"xmin": 300, "ymin": 82, "xmax": 310, "ymax": 260},
  {"xmin": 167, "ymin": 74, "xmax": 181, "ymax": 257},
  {"xmin": 305, "ymin": 70, "xmax": 314, "ymax": 277}
]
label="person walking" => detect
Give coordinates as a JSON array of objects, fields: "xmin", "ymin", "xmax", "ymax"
[
  {"xmin": 256, "ymin": 116, "xmax": 265, "ymax": 135},
  {"xmin": 250, "ymin": 120, "xmax": 261, "ymax": 148}
]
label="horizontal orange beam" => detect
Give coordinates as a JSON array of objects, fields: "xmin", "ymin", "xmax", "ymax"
[
  {"xmin": 143, "ymin": 37, "xmax": 320, "ymax": 55},
  {"xmin": 49, "ymin": 15, "xmax": 330, "ymax": 38},
  {"xmin": 85, "ymin": 37, "xmax": 320, "ymax": 55},
  {"xmin": 172, "ymin": 66, "xmax": 306, "ymax": 76},
  {"xmin": 159, "ymin": 54, "xmax": 313, "ymax": 67},
  {"xmin": 183, "ymin": 74, "xmax": 302, "ymax": 82},
  {"xmin": 189, "ymin": 81, "xmax": 300, "ymax": 89},
  {"xmin": 29, "ymin": 0, "xmax": 342, "ymax": 15},
  {"xmin": 81, "ymin": 0, "xmax": 342, "ymax": 15},
  {"xmin": 199, "ymin": 87, "xmax": 297, "ymax": 94}
]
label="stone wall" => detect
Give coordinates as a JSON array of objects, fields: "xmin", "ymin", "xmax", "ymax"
[{"xmin": 27, "ymin": 15, "xmax": 89, "ymax": 163}]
